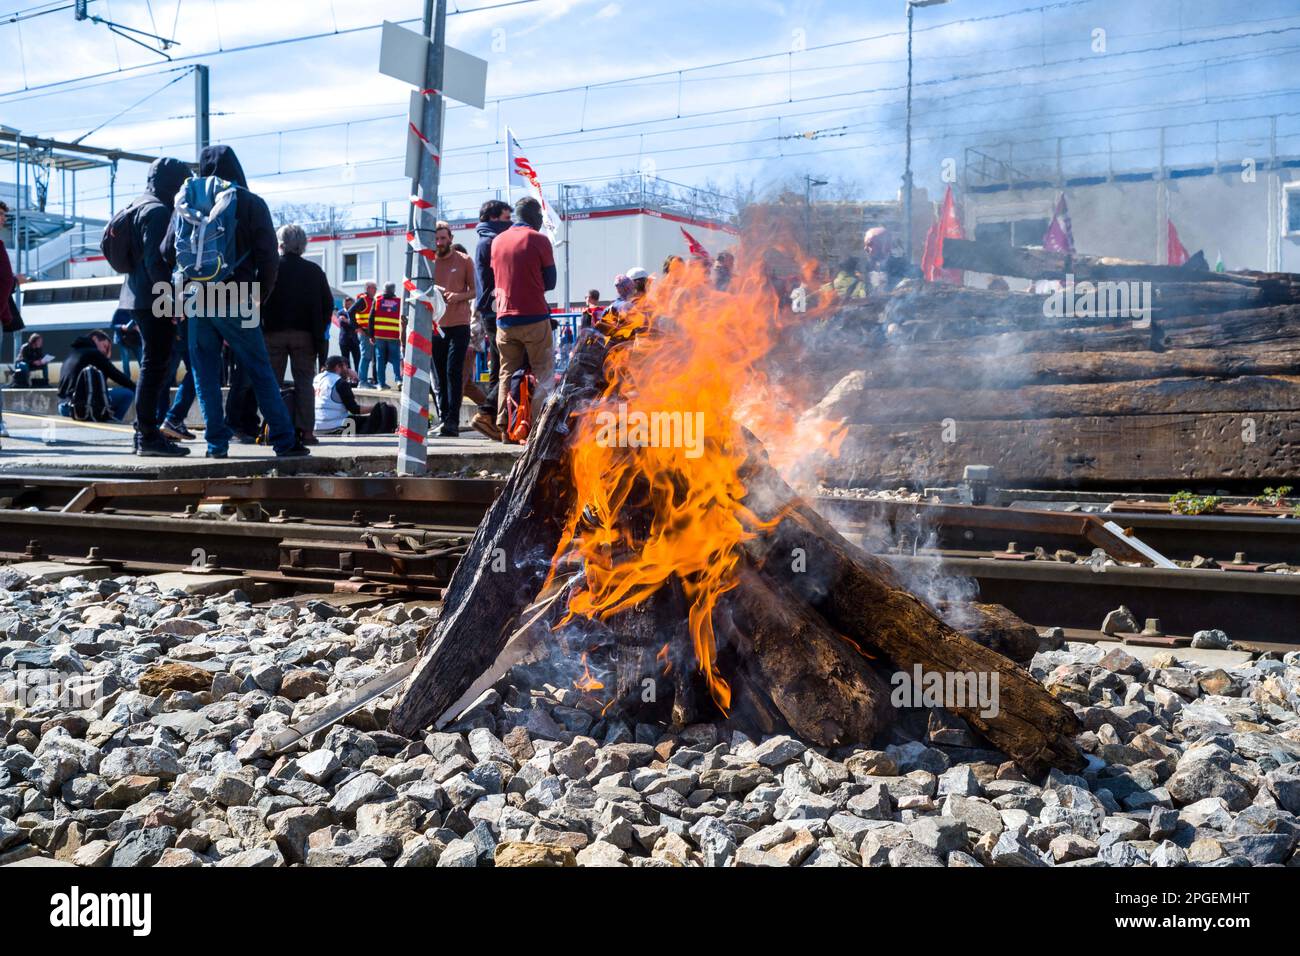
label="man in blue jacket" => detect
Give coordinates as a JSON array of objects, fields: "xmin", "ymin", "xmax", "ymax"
[
  {"xmin": 469, "ymin": 198, "xmax": 511, "ymax": 440},
  {"xmin": 162, "ymin": 145, "xmax": 307, "ymax": 459}
]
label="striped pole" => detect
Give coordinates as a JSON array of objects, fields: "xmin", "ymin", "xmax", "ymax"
[{"xmin": 396, "ymin": 0, "xmax": 447, "ymax": 477}]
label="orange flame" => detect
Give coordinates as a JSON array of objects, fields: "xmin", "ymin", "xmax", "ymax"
[
  {"xmin": 656, "ymin": 642, "xmax": 672, "ymax": 676},
  {"xmin": 550, "ymin": 239, "xmax": 839, "ymax": 715},
  {"xmin": 573, "ymin": 652, "xmax": 605, "ymax": 693}
]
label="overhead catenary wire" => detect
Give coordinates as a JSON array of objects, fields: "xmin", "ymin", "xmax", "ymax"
[
  {"xmin": 21, "ymin": 0, "xmax": 1300, "ymax": 224},
  {"xmin": 0, "ymin": 0, "xmax": 545, "ymax": 95}
]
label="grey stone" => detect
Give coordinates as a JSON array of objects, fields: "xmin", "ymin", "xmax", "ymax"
[
  {"xmin": 327, "ymin": 772, "xmax": 396, "ymax": 819},
  {"xmin": 99, "ymin": 746, "xmax": 181, "ymax": 783},
  {"xmin": 1191, "ymin": 629, "xmax": 1232, "ymax": 650},
  {"xmin": 988, "ymin": 831, "xmax": 1048, "ymax": 867},
  {"xmin": 910, "ymin": 816, "xmax": 967, "ymax": 854},
  {"xmin": 750, "ymin": 735, "xmax": 807, "ymax": 767},
  {"xmin": 111, "ymin": 826, "xmax": 177, "ymax": 868}
]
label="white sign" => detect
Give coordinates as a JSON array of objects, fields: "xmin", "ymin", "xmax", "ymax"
[{"xmin": 379, "ymin": 20, "xmax": 487, "ymax": 109}]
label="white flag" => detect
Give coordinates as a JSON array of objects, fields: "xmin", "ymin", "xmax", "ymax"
[{"xmin": 506, "ymin": 126, "xmax": 560, "ymax": 242}]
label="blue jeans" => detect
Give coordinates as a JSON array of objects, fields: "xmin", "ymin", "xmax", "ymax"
[
  {"xmin": 161, "ymin": 332, "xmax": 196, "ymax": 426},
  {"xmin": 188, "ymin": 313, "xmax": 296, "ymax": 455},
  {"xmin": 375, "ymin": 339, "xmax": 401, "ymax": 387},
  {"xmin": 358, "ymin": 336, "xmax": 376, "ymax": 385},
  {"xmin": 108, "ymin": 387, "xmax": 134, "ymax": 422}
]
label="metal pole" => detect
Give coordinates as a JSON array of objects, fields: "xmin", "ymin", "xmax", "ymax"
[
  {"xmin": 12, "ymin": 129, "xmax": 21, "ymax": 280},
  {"xmin": 194, "ymin": 65, "xmax": 211, "ymax": 160},
  {"xmin": 562, "ymin": 184, "xmax": 572, "ymax": 311},
  {"xmin": 904, "ymin": 2, "xmax": 914, "ymax": 266},
  {"xmin": 397, "ymin": 0, "xmax": 447, "ymax": 477}
]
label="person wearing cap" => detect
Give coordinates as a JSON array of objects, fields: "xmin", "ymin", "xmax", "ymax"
[{"xmin": 627, "ymin": 266, "xmax": 651, "ymax": 303}]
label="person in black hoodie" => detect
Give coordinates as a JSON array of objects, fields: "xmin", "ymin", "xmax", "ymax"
[
  {"xmin": 162, "ymin": 145, "xmax": 306, "ymax": 459},
  {"xmin": 57, "ymin": 330, "xmax": 136, "ymax": 422},
  {"xmin": 469, "ymin": 198, "xmax": 511, "ymax": 440},
  {"xmin": 114, "ymin": 155, "xmax": 191, "ymax": 456}
]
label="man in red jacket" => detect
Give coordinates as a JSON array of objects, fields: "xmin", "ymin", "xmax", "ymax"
[
  {"xmin": 0, "ymin": 201, "xmax": 27, "ymax": 441},
  {"xmin": 490, "ymin": 197, "xmax": 556, "ymax": 441}
]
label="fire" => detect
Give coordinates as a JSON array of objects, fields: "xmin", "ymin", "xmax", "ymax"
[
  {"xmin": 550, "ymin": 240, "xmax": 840, "ymax": 715},
  {"xmin": 656, "ymin": 643, "xmax": 672, "ymax": 676},
  {"xmin": 573, "ymin": 651, "xmax": 605, "ymax": 693}
]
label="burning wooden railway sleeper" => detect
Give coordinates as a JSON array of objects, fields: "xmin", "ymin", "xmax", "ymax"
[{"xmin": 390, "ymin": 267, "xmax": 1083, "ymax": 778}]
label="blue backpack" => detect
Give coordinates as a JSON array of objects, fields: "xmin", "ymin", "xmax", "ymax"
[{"xmin": 172, "ymin": 176, "xmax": 245, "ymax": 283}]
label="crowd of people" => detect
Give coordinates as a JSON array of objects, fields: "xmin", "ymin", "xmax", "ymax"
[{"xmin": 2, "ymin": 142, "xmax": 914, "ymax": 459}]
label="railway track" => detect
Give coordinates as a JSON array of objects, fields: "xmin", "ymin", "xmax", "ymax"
[{"xmin": 2, "ymin": 474, "xmax": 1297, "ymax": 649}]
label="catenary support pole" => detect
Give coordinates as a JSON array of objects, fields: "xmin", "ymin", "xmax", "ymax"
[{"xmin": 397, "ymin": 0, "xmax": 448, "ymax": 476}]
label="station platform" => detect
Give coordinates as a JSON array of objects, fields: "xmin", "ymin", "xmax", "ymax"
[{"xmin": 0, "ymin": 408, "xmax": 520, "ymax": 478}]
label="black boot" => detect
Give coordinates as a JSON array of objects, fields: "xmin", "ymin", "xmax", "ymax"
[{"xmin": 137, "ymin": 435, "xmax": 191, "ymax": 457}]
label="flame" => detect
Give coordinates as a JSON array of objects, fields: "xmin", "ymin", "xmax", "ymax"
[
  {"xmin": 573, "ymin": 652, "xmax": 605, "ymax": 693},
  {"xmin": 656, "ymin": 643, "xmax": 672, "ymax": 676},
  {"xmin": 550, "ymin": 239, "xmax": 840, "ymax": 715}
]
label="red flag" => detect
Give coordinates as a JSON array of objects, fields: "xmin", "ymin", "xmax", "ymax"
[
  {"xmin": 1167, "ymin": 218, "xmax": 1189, "ymax": 266},
  {"xmin": 1043, "ymin": 193, "xmax": 1075, "ymax": 255},
  {"xmin": 680, "ymin": 226, "xmax": 711, "ymax": 261},
  {"xmin": 921, "ymin": 185, "xmax": 964, "ymax": 283}
]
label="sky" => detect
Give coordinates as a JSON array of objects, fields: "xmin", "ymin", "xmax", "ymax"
[{"xmin": 3, "ymin": 0, "xmax": 1300, "ymax": 226}]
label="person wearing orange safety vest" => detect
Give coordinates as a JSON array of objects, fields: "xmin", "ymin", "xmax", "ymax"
[
  {"xmin": 347, "ymin": 281, "xmax": 378, "ymax": 386},
  {"xmin": 368, "ymin": 283, "xmax": 403, "ymax": 389}
]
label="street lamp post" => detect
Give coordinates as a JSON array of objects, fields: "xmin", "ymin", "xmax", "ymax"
[
  {"xmin": 804, "ymin": 174, "xmax": 828, "ymax": 254},
  {"xmin": 562, "ymin": 184, "xmax": 575, "ymax": 311},
  {"xmin": 904, "ymin": 0, "xmax": 949, "ymax": 266}
]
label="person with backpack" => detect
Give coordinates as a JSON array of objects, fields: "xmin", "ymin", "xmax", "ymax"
[
  {"xmin": 56, "ymin": 330, "xmax": 135, "ymax": 422},
  {"xmin": 470, "ymin": 199, "xmax": 511, "ymax": 441},
  {"xmin": 490, "ymin": 197, "xmax": 556, "ymax": 444},
  {"xmin": 102, "ymin": 155, "xmax": 192, "ymax": 456},
  {"xmin": 261, "ymin": 224, "xmax": 332, "ymax": 444},
  {"xmin": 162, "ymin": 144, "xmax": 307, "ymax": 459},
  {"xmin": 368, "ymin": 283, "xmax": 402, "ymax": 389},
  {"xmin": 313, "ymin": 355, "xmax": 396, "ymax": 436},
  {"xmin": 348, "ymin": 283, "xmax": 379, "ymax": 386}
]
